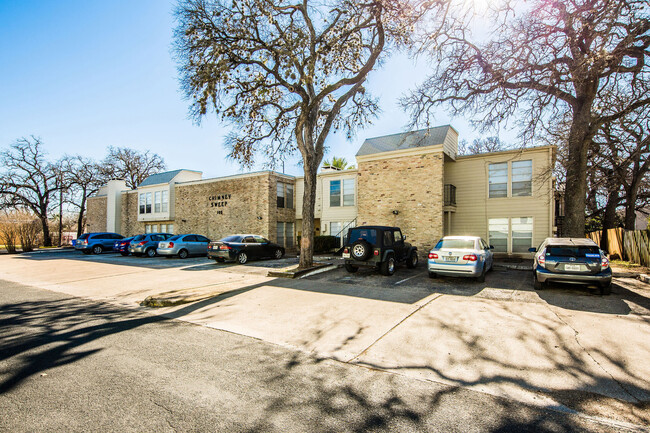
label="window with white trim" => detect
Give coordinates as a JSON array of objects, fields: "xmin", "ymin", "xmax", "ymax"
[
  {"xmin": 512, "ymin": 160, "xmax": 532, "ymax": 196},
  {"xmin": 139, "ymin": 192, "xmax": 152, "ymax": 214},
  {"xmin": 488, "ymin": 217, "xmax": 533, "ymax": 253},
  {"xmin": 488, "ymin": 218, "xmax": 509, "ymax": 253},
  {"xmin": 330, "ymin": 179, "xmax": 355, "ymax": 207},
  {"xmin": 511, "ymin": 217, "xmax": 533, "ymax": 252},
  {"xmin": 488, "ymin": 163, "xmax": 508, "ymax": 198}
]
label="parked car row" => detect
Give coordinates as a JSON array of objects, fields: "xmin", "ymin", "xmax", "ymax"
[
  {"xmin": 74, "ymin": 231, "xmax": 285, "ymax": 263},
  {"xmin": 341, "ymin": 225, "xmax": 612, "ymax": 295},
  {"xmin": 75, "ymin": 226, "xmax": 613, "ymax": 295}
]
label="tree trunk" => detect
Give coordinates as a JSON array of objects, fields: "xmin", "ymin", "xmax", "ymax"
[
  {"xmin": 77, "ymin": 196, "xmax": 87, "ymax": 237},
  {"xmin": 563, "ymin": 104, "xmax": 594, "ymax": 238},
  {"xmin": 600, "ymin": 182, "xmax": 618, "ymax": 250},
  {"xmin": 624, "ymin": 186, "xmax": 639, "ymax": 230},
  {"xmin": 299, "ymin": 156, "xmax": 318, "ymax": 269},
  {"xmin": 40, "ymin": 214, "xmax": 52, "ymax": 247}
]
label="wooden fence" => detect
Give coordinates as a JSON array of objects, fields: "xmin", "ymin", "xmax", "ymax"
[{"xmin": 587, "ymin": 228, "xmax": 650, "ymax": 266}]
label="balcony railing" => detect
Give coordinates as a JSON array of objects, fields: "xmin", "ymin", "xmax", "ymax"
[{"xmin": 444, "ymin": 184, "xmax": 456, "ymax": 206}]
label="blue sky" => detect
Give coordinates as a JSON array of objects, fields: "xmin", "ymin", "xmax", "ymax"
[{"xmin": 0, "ymin": 0, "xmax": 492, "ymax": 179}]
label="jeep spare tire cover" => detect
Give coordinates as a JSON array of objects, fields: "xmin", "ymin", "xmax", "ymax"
[{"xmin": 351, "ymin": 240, "xmax": 372, "ymax": 261}]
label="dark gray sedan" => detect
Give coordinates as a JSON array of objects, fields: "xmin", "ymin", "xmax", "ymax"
[
  {"xmin": 530, "ymin": 238, "xmax": 612, "ymax": 295},
  {"xmin": 157, "ymin": 234, "xmax": 211, "ymax": 259},
  {"xmin": 128, "ymin": 233, "xmax": 173, "ymax": 257}
]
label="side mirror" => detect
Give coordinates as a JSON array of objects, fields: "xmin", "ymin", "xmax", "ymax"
[
  {"xmin": 489, "ymin": 245, "xmax": 494, "ymax": 250},
  {"xmin": 528, "ymin": 247, "xmax": 537, "ymax": 253},
  {"xmin": 402, "ymin": 235, "xmax": 407, "ymax": 240}
]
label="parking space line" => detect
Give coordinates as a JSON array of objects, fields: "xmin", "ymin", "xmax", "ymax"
[{"xmin": 394, "ymin": 275, "xmax": 418, "ymax": 285}]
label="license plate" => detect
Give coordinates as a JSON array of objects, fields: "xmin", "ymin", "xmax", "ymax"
[
  {"xmin": 342, "ymin": 253, "xmax": 350, "ymax": 258},
  {"xmin": 565, "ymin": 264, "xmax": 581, "ymax": 271},
  {"xmin": 444, "ymin": 256, "xmax": 457, "ymax": 262}
]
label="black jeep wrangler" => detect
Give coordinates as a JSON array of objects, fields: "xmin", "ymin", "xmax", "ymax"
[{"xmin": 342, "ymin": 226, "xmax": 418, "ymax": 276}]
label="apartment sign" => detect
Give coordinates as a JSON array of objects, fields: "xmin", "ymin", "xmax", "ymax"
[{"xmin": 209, "ymin": 194, "xmax": 231, "ymax": 214}]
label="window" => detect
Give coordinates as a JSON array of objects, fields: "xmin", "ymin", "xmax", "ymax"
[
  {"xmin": 393, "ymin": 230, "xmax": 403, "ymax": 243},
  {"xmin": 159, "ymin": 224, "xmax": 166, "ymax": 233},
  {"xmin": 161, "ymin": 190, "xmax": 169, "ymax": 212},
  {"xmin": 435, "ymin": 239, "xmax": 475, "ymax": 249},
  {"xmin": 243, "ymin": 236, "xmax": 255, "ymax": 243},
  {"xmin": 348, "ymin": 228, "xmax": 377, "ymax": 244},
  {"xmin": 343, "ymin": 179, "xmax": 354, "ymax": 206},
  {"xmin": 511, "ymin": 217, "xmax": 533, "ymax": 253},
  {"xmin": 330, "ymin": 178, "xmax": 355, "ymax": 207},
  {"xmin": 276, "ymin": 183, "xmax": 293, "ymax": 209},
  {"xmin": 512, "ymin": 160, "xmax": 532, "ymax": 196},
  {"xmin": 154, "ymin": 191, "xmax": 161, "ymax": 212},
  {"xmin": 167, "ymin": 224, "xmax": 173, "ymax": 234},
  {"xmin": 488, "ymin": 218, "xmax": 509, "ymax": 253},
  {"xmin": 330, "ymin": 222, "xmax": 342, "ymax": 237},
  {"xmin": 286, "ymin": 223, "xmax": 294, "ymax": 247},
  {"xmin": 285, "ymin": 184, "xmax": 293, "ymax": 209},
  {"xmin": 277, "ymin": 222, "xmax": 285, "ymax": 246},
  {"xmin": 384, "ymin": 231, "xmax": 394, "ymax": 246},
  {"xmin": 488, "ymin": 163, "xmax": 508, "ymax": 198},
  {"xmin": 329, "ymin": 180, "xmax": 341, "ymax": 207},
  {"xmin": 277, "ymin": 183, "xmax": 285, "ymax": 208}
]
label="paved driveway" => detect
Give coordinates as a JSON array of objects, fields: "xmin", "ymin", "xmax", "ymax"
[{"xmin": 1, "ymin": 250, "xmax": 649, "ymax": 428}]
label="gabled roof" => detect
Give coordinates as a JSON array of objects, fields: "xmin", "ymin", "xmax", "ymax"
[
  {"xmin": 138, "ymin": 170, "xmax": 185, "ymax": 187},
  {"xmin": 356, "ymin": 126, "xmax": 452, "ymax": 156}
]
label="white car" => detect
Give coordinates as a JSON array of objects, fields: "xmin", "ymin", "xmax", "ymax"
[{"xmin": 427, "ymin": 236, "xmax": 494, "ymax": 282}]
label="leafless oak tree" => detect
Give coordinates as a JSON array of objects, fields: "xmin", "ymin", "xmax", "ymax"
[
  {"xmin": 405, "ymin": 0, "xmax": 650, "ymax": 237},
  {"xmin": 0, "ymin": 137, "xmax": 61, "ymax": 246},
  {"xmin": 61, "ymin": 155, "xmax": 108, "ymax": 237},
  {"xmin": 100, "ymin": 146, "xmax": 166, "ymax": 190},
  {"xmin": 174, "ymin": 0, "xmax": 437, "ymax": 268}
]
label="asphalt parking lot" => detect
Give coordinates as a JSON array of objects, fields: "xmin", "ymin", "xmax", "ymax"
[{"xmin": 1, "ymin": 249, "xmax": 649, "ymax": 427}]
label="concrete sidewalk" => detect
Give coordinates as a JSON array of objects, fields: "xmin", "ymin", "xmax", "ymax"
[{"xmin": 0, "ymin": 253, "xmax": 648, "ymax": 428}]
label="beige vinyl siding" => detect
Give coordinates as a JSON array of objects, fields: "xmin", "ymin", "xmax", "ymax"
[
  {"xmin": 444, "ymin": 147, "xmax": 554, "ymax": 254},
  {"xmin": 443, "ymin": 127, "xmax": 459, "ymax": 160}
]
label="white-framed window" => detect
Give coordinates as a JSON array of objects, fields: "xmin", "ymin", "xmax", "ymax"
[
  {"xmin": 511, "ymin": 160, "xmax": 532, "ymax": 197},
  {"xmin": 161, "ymin": 190, "xmax": 169, "ymax": 212},
  {"xmin": 139, "ymin": 192, "xmax": 153, "ymax": 214},
  {"xmin": 511, "ymin": 217, "xmax": 533, "ymax": 252},
  {"xmin": 154, "ymin": 191, "xmax": 161, "ymax": 212},
  {"xmin": 488, "ymin": 163, "xmax": 508, "ymax": 198},
  {"xmin": 488, "ymin": 217, "xmax": 533, "ymax": 253},
  {"xmin": 330, "ymin": 179, "xmax": 355, "ymax": 207},
  {"xmin": 330, "ymin": 222, "xmax": 342, "ymax": 237},
  {"xmin": 145, "ymin": 224, "xmax": 158, "ymax": 234},
  {"xmin": 488, "ymin": 218, "xmax": 509, "ymax": 253}
]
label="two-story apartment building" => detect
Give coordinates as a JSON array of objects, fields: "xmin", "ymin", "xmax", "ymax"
[{"xmin": 87, "ymin": 125, "xmax": 555, "ymax": 256}]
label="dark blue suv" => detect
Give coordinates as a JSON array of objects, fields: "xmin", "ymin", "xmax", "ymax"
[{"xmin": 75, "ymin": 232, "xmax": 124, "ymax": 255}]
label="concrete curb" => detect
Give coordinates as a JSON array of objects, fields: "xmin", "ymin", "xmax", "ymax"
[
  {"xmin": 267, "ymin": 262, "xmax": 335, "ymax": 279},
  {"xmin": 639, "ymin": 274, "xmax": 650, "ymax": 284}
]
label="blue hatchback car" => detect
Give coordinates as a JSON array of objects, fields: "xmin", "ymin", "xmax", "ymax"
[{"xmin": 75, "ymin": 232, "xmax": 124, "ymax": 255}]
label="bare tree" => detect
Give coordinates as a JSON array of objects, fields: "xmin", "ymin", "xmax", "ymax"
[
  {"xmin": 0, "ymin": 137, "xmax": 61, "ymax": 246},
  {"xmin": 405, "ymin": 0, "xmax": 650, "ymax": 237},
  {"xmin": 100, "ymin": 146, "xmax": 166, "ymax": 189},
  {"xmin": 458, "ymin": 136, "xmax": 506, "ymax": 155},
  {"xmin": 174, "ymin": 0, "xmax": 434, "ymax": 268},
  {"xmin": 61, "ymin": 155, "xmax": 107, "ymax": 237}
]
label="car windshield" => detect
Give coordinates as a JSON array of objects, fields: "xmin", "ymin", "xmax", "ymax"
[
  {"xmin": 132, "ymin": 235, "xmax": 145, "ymax": 241},
  {"xmin": 435, "ymin": 239, "xmax": 475, "ymax": 249},
  {"xmin": 547, "ymin": 245, "xmax": 600, "ymax": 258},
  {"xmin": 168, "ymin": 235, "xmax": 181, "ymax": 241},
  {"xmin": 78, "ymin": 234, "xmax": 89, "ymax": 240},
  {"xmin": 348, "ymin": 228, "xmax": 377, "ymax": 244},
  {"xmin": 221, "ymin": 235, "xmax": 241, "ymax": 242}
]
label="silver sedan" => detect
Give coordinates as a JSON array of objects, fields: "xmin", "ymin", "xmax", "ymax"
[
  {"xmin": 427, "ymin": 236, "xmax": 494, "ymax": 282},
  {"xmin": 157, "ymin": 234, "xmax": 211, "ymax": 259}
]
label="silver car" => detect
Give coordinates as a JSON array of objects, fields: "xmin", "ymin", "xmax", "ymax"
[
  {"xmin": 427, "ymin": 236, "xmax": 494, "ymax": 282},
  {"xmin": 157, "ymin": 234, "xmax": 211, "ymax": 259}
]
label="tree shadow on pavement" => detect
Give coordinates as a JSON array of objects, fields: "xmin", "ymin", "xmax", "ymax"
[{"xmin": 0, "ymin": 288, "xmax": 167, "ymax": 394}]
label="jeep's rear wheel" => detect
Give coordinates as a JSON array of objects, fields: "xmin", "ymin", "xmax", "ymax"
[
  {"xmin": 350, "ymin": 240, "xmax": 372, "ymax": 261},
  {"xmin": 344, "ymin": 263, "xmax": 358, "ymax": 273},
  {"xmin": 380, "ymin": 254, "xmax": 396, "ymax": 276}
]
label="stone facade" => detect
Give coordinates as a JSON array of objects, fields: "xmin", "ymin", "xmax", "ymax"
[
  {"xmin": 121, "ymin": 191, "xmax": 141, "ymax": 236},
  {"xmin": 86, "ymin": 196, "xmax": 107, "ymax": 233},
  {"xmin": 172, "ymin": 172, "xmax": 295, "ymax": 243},
  {"xmin": 357, "ymin": 151, "xmax": 444, "ymax": 255}
]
